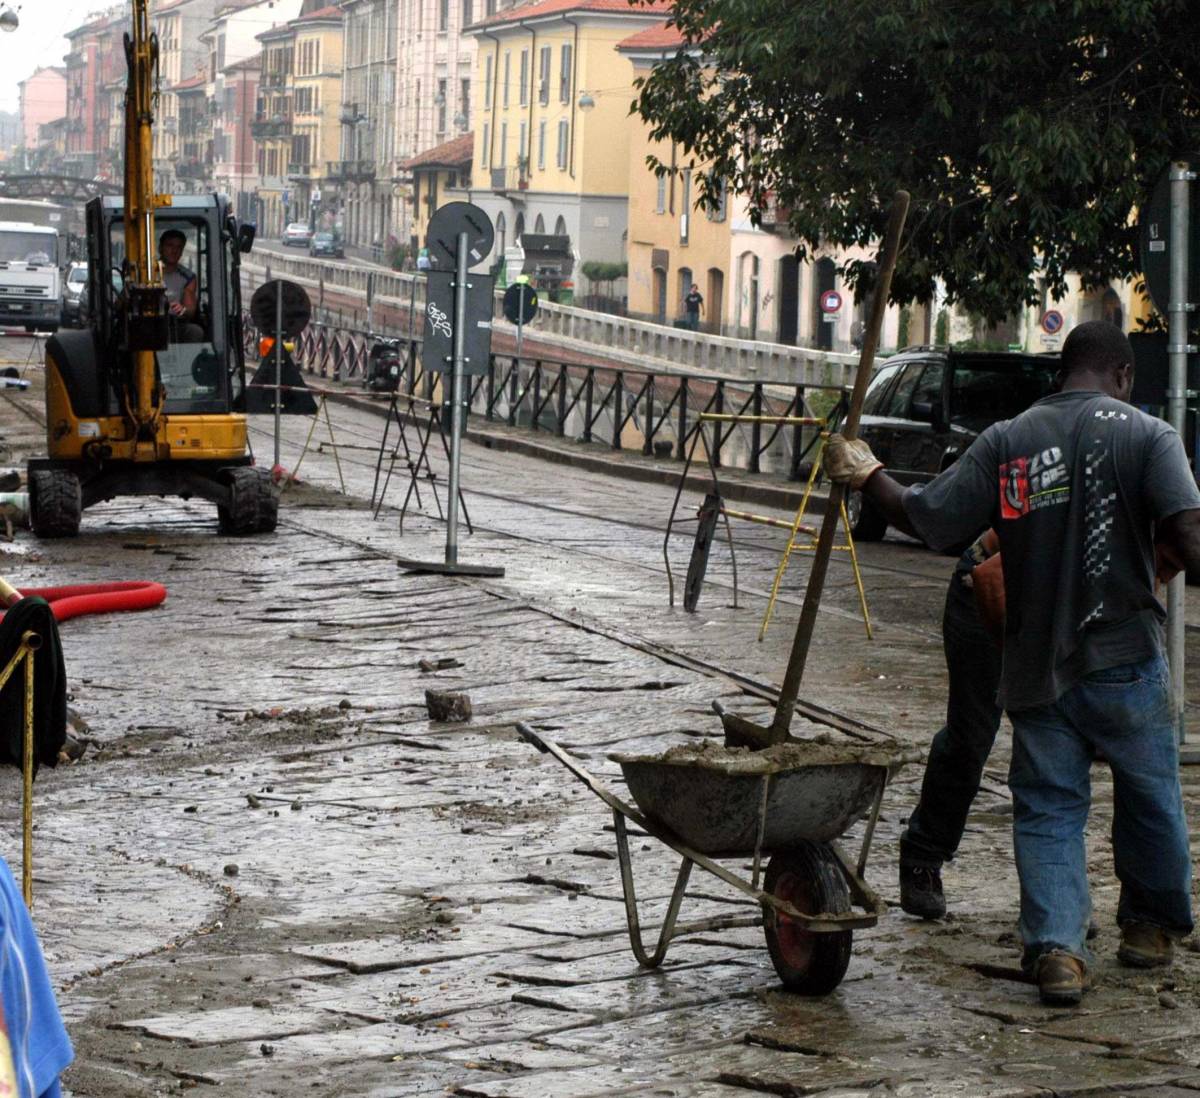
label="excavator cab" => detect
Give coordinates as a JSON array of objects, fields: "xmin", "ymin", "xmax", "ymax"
[{"xmin": 27, "ymin": 194, "xmax": 276, "ymax": 537}]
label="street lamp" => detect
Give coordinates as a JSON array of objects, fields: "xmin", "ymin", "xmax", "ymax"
[
  {"xmin": 452, "ymin": 111, "xmax": 468, "ymax": 131},
  {"xmin": 0, "ymin": 6, "xmax": 20, "ymax": 32},
  {"xmin": 577, "ymin": 90, "xmax": 595, "ymax": 111}
]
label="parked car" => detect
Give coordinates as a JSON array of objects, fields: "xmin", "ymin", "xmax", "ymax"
[
  {"xmin": 282, "ymin": 222, "xmax": 313, "ymax": 248},
  {"xmin": 60, "ymin": 261, "xmax": 88, "ymax": 327},
  {"xmin": 844, "ymin": 347, "xmax": 1060, "ymax": 540},
  {"xmin": 309, "ymin": 231, "xmax": 344, "ymax": 259}
]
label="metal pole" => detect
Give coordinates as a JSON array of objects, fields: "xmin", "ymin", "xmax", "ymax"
[
  {"xmin": 445, "ymin": 230, "xmax": 469, "ymax": 566},
  {"xmin": 1167, "ymin": 161, "xmax": 1193, "ymax": 746},
  {"xmin": 273, "ymin": 280, "xmax": 283, "ymax": 469},
  {"xmin": 516, "ymin": 283, "xmax": 525, "ymax": 361}
]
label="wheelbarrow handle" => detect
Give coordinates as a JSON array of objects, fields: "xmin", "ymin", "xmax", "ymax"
[{"xmin": 516, "ymin": 721, "xmax": 550, "ymax": 753}]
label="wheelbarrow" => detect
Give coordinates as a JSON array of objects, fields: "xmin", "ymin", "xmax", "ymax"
[{"xmin": 517, "ymin": 720, "xmax": 919, "ymax": 995}]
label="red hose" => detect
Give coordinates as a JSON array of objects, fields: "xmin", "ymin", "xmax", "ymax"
[{"xmin": 2, "ymin": 581, "xmax": 167, "ymax": 624}]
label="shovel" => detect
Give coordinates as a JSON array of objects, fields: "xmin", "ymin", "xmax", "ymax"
[{"xmin": 722, "ymin": 190, "xmax": 911, "ymax": 751}]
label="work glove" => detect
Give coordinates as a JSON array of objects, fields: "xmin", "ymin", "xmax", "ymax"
[{"xmin": 824, "ymin": 433, "xmax": 883, "ymax": 489}]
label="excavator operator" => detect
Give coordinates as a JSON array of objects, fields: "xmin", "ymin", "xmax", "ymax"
[{"xmin": 158, "ymin": 228, "xmax": 203, "ymax": 342}]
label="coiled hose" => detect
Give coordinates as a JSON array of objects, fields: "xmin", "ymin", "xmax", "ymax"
[{"xmin": 0, "ymin": 581, "xmax": 167, "ymax": 622}]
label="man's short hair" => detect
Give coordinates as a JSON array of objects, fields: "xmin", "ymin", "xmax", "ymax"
[
  {"xmin": 159, "ymin": 229, "xmax": 186, "ymax": 248},
  {"xmin": 1061, "ymin": 320, "xmax": 1134, "ymax": 376}
]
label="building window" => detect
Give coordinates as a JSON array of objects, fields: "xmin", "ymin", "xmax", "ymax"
[
  {"xmin": 462, "ymin": 0, "xmax": 472, "ymax": 27},
  {"xmin": 537, "ymin": 120, "xmax": 546, "ymax": 169},
  {"xmin": 681, "ymin": 168, "xmax": 692, "ymax": 244},
  {"xmin": 518, "ymin": 121, "xmax": 526, "ymax": 165},
  {"xmin": 439, "ymin": 0, "xmax": 450, "ymax": 32},
  {"xmin": 499, "ymin": 121, "xmax": 507, "ymax": 167},
  {"xmin": 481, "ymin": 121, "xmax": 489, "ymax": 167},
  {"xmin": 655, "ymin": 173, "xmax": 666, "ymax": 213},
  {"xmin": 519, "ymin": 49, "xmax": 529, "ymax": 106},
  {"xmin": 461, "ymin": 78, "xmax": 470, "ymax": 125},
  {"xmin": 502, "ymin": 51, "xmax": 510, "ymax": 108},
  {"xmin": 534, "ymin": 214, "xmax": 545, "ymax": 233},
  {"xmin": 556, "ymin": 119, "xmax": 568, "ymax": 170},
  {"xmin": 437, "ymin": 78, "xmax": 447, "ymax": 133},
  {"xmin": 538, "ymin": 46, "xmax": 551, "ymax": 105},
  {"xmin": 554, "ymin": 215, "xmax": 567, "ymax": 237},
  {"xmin": 705, "ymin": 174, "xmax": 728, "ymax": 222},
  {"xmin": 559, "ymin": 44, "xmax": 572, "ymax": 103},
  {"xmin": 483, "ymin": 54, "xmax": 492, "ymax": 109}
]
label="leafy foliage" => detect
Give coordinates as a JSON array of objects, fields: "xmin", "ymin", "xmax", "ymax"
[
  {"xmin": 632, "ymin": 0, "xmax": 1200, "ymax": 321},
  {"xmin": 581, "ymin": 260, "xmax": 629, "ymax": 284}
]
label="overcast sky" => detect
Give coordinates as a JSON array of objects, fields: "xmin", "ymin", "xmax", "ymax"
[{"xmin": 0, "ymin": 1, "xmax": 112, "ymax": 115}]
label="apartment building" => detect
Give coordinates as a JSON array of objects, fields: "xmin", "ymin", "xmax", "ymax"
[
  {"xmin": 335, "ymin": 0, "xmax": 398, "ymax": 252},
  {"xmin": 287, "ymin": 5, "xmax": 345, "ymax": 231},
  {"xmin": 254, "ymin": 22, "xmax": 295, "ymax": 235},
  {"xmin": 151, "ymin": 0, "xmax": 219, "ymax": 191},
  {"xmin": 465, "ymin": 0, "xmax": 668, "ymax": 284},
  {"xmin": 200, "ymin": 0, "xmax": 302, "ymax": 220},
  {"xmin": 404, "ymin": 130, "xmax": 473, "ymax": 249},
  {"xmin": 63, "ymin": 8, "xmax": 124, "ymax": 180},
  {"xmin": 17, "ymin": 68, "xmax": 67, "ymax": 157}
]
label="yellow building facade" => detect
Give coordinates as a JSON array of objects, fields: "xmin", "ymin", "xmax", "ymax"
[
  {"xmin": 465, "ymin": 0, "xmax": 669, "ymax": 282},
  {"xmin": 287, "ymin": 6, "xmax": 344, "ymax": 232},
  {"xmin": 404, "ymin": 133, "xmax": 474, "ymax": 252},
  {"xmin": 620, "ymin": 24, "xmax": 731, "ymax": 333}
]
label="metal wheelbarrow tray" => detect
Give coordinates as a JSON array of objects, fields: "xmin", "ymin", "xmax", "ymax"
[{"xmin": 518, "ymin": 722, "xmax": 918, "ymax": 996}]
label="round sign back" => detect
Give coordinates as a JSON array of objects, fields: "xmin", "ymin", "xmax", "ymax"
[
  {"xmin": 250, "ymin": 279, "xmax": 311, "ymax": 338},
  {"xmin": 1138, "ymin": 160, "xmax": 1200, "ymax": 316},
  {"xmin": 503, "ymin": 282, "xmax": 539, "ymax": 325},
  {"xmin": 426, "ymin": 202, "xmax": 495, "ymax": 271}
]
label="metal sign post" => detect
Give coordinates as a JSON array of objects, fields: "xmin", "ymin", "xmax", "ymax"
[
  {"xmin": 445, "ymin": 230, "xmax": 469, "ymax": 567},
  {"xmin": 393, "ymin": 201, "xmax": 503, "ymax": 578},
  {"xmin": 1168, "ymin": 160, "xmax": 1195, "ymax": 750},
  {"xmin": 273, "ymin": 280, "xmax": 283, "ymax": 468},
  {"xmin": 516, "ymin": 283, "xmax": 527, "ymax": 360}
]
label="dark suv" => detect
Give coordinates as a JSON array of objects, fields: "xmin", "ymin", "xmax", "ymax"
[{"xmin": 846, "ymin": 348, "xmax": 1060, "ymax": 539}]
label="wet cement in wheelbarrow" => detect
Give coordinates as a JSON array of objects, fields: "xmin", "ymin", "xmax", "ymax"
[{"xmin": 614, "ymin": 735, "xmax": 903, "ymax": 773}]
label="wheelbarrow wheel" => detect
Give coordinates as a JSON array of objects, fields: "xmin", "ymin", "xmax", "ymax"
[{"xmin": 763, "ymin": 841, "xmax": 853, "ymax": 995}]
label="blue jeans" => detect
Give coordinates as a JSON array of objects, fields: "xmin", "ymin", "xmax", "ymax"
[
  {"xmin": 901, "ymin": 574, "xmax": 1004, "ymax": 868},
  {"xmin": 1008, "ymin": 655, "xmax": 1193, "ymax": 971}
]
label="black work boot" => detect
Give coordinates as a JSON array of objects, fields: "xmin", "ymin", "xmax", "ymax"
[{"xmin": 899, "ymin": 864, "xmax": 946, "ymax": 919}]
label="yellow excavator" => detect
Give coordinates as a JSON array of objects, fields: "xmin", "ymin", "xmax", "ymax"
[{"xmin": 27, "ymin": 0, "xmax": 276, "ymax": 536}]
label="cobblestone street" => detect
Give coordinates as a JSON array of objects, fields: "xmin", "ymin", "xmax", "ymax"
[{"xmin": 0, "ymin": 339, "xmax": 1199, "ymax": 1097}]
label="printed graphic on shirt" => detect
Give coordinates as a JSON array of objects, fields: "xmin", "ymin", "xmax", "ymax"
[
  {"xmin": 1080, "ymin": 442, "xmax": 1117, "ymax": 627},
  {"xmin": 998, "ymin": 446, "xmax": 1069, "ymax": 519}
]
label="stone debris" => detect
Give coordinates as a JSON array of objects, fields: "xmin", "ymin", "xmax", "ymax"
[{"xmin": 425, "ymin": 688, "xmax": 472, "ymax": 723}]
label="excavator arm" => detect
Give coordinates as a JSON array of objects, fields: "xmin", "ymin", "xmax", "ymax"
[{"xmin": 121, "ymin": 0, "xmax": 170, "ymax": 456}]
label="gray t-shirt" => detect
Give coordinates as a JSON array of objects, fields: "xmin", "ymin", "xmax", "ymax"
[
  {"xmin": 163, "ymin": 263, "xmax": 194, "ymax": 306},
  {"xmin": 903, "ymin": 389, "xmax": 1200, "ymax": 711}
]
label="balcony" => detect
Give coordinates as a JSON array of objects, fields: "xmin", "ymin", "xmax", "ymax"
[
  {"xmin": 260, "ymin": 70, "xmax": 290, "ymax": 90},
  {"xmin": 176, "ymin": 158, "xmax": 211, "ymax": 181},
  {"xmin": 325, "ymin": 160, "xmax": 375, "ymax": 183},
  {"xmin": 287, "ymin": 162, "xmax": 311, "ymax": 180},
  {"xmin": 250, "ymin": 114, "xmax": 293, "ymax": 139},
  {"xmin": 758, "ymin": 192, "xmax": 793, "ymax": 233},
  {"xmin": 490, "ymin": 163, "xmax": 530, "ymax": 195}
]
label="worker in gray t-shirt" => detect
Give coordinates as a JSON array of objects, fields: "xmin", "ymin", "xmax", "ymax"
[
  {"xmin": 159, "ymin": 228, "xmax": 202, "ymax": 342},
  {"xmin": 824, "ymin": 320, "xmax": 1200, "ymax": 1008}
]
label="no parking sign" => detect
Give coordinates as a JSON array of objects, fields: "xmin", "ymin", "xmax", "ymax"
[{"xmin": 1041, "ymin": 309, "xmax": 1064, "ymax": 335}]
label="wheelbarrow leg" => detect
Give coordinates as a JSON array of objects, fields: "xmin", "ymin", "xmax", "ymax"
[{"xmin": 614, "ymin": 810, "xmax": 693, "ymax": 968}]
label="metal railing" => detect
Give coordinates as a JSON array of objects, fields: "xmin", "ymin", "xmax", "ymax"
[{"xmin": 241, "ymin": 310, "xmax": 845, "ymax": 480}]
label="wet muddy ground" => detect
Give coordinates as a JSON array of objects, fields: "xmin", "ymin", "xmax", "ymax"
[{"xmin": 1, "ymin": 337, "xmax": 1199, "ymax": 1096}]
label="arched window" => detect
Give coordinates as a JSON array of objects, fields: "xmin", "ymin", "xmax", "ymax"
[
  {"xmin": 554, "ymin": 215, "xmax": 568, "ymax": 238},
  {"xmin": 514, "ymin": 213, "xmax": 525, "ymax": 243},
  {"xmin": 495, "ymin": 211, "xmax": 507, "ymax": 257},
  {"xmin": 534, "ymin": 213, "xmax": 545, "ymax": 234}
]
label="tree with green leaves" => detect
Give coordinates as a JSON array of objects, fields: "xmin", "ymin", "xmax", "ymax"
[{"xmin": 632, "ymin": 0, "xmax": 1199, "ymax": 322}]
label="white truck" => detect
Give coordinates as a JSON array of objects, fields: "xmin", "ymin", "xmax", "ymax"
[{"xmin": 0, "ymin": 220, "xmax": 62, "ymax": 332}]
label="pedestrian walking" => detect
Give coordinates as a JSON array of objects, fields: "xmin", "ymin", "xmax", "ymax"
[
  {"xmin": 823, "ymin": 321, "xmax": 1200, "ymax": 1006},
  {"xmin": 684, "ymin": 284, "xmax": 704, "ymax": 331}
]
